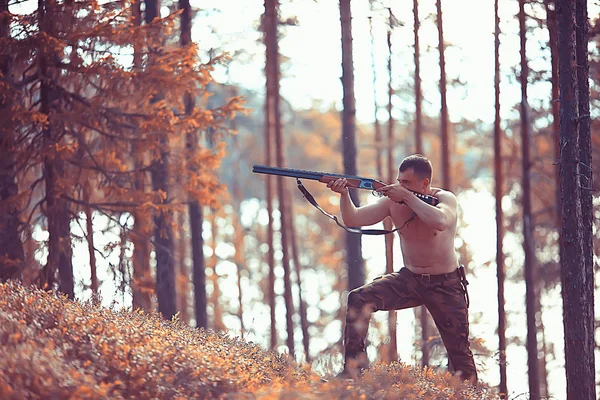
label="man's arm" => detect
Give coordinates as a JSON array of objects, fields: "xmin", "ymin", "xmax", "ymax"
[
  {"xmin": 340, "ymin": 191, "xmax": 391, "ymax": 227},
  {"xmin": 327, "ymin": 178, "xmax": 390, "ymax": 226},
  {"xmin": 404, "ymin": 190, "xmax": 457, "ymax": 231}
]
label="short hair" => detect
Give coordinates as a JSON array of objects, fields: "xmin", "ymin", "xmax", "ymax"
[{"xmin": 399, "ymin": 154, "xmax": 432, "ymax": 181}]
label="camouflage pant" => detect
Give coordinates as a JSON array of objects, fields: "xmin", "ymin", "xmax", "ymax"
[{"xmin": 343, "ymin": 266, "xmax": 478, "ymax": 383}]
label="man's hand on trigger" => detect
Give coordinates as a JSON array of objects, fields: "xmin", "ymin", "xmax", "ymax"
[
  {"xmin": 327, "ymin": 178, "xmax": 349, "ymax": 194},
  {"xmin": 378, "ymin": 184, "xmax": 413, "ymax": 203}
]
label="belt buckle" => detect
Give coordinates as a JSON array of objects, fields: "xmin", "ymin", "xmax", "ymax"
[{"xmin": 421, "ymin": 273, "xmax": 431, "ymax": 283}]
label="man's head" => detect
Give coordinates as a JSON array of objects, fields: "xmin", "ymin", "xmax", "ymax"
[{"xmin": 397, "ymin": 154, "xmax": 433, "ymax": 193}]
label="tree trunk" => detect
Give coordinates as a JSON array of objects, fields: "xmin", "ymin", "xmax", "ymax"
[
  {"xmin": 518, "ymin": 1, "xmax": 541, "ymax": 398},
  {"xmin": 493, "ymin": 0, "xmax": 508, "ymax": 395},
  {"xmin": 287, "ymin": 190, "xmax": 310, "ymax": 363},
  {"xmin": 340, "ymin": 0, "xmax": 364, "ymax": 291},
  {"xmin": 264, "ymin": 0, "xmax": 295, "ymax": 358},
  {"xmin": 262, "ymin": 5, "xmax": 277, "ymax": 348},
  {"xmin": 83, "ymin": 184, "xmax": 98, "ymax": 296},
  {"xmin": 179, "ymin": 0, "xmax": 207, "ymax": 329},
  {"xmin": 545, "ymin": 1, "xmax": 561, "ymax": 226},
  {"xmin": 436, "ymin": 0, "xmax": 450, "ymax": 191},
  {"xmin": 131, "ymin": 0, "xmax": 152, "ymax": 312},
  {"xmin": 39, "ymin": 0, "xmax": 74, "ymax": 298},
  {"xmin": 383, "ymin": 9, "xmax": 397, "ymax": 363},
  {"xmin": 208, "ymin": 212, "xmax": 224, "ymax": 331},
  {"xmin": 556, "ymin": 0, "xmax": 596, "ymax": 398},
  {"xmin": 145, "ymin": 0, "xmax": 177, "ymax": 321},
  {"xmin": 368, "ymin": 15, "xmax": 383, "ymax": 178},
  {"xmin": 0, "ymin": 0, "xmax": 24, "ymax": 282},
  {"xmin": 413, "ymin": 0, "xmax": 423, "ymax": 155}
]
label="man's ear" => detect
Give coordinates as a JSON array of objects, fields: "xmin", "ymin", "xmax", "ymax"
[{"xmin": 422, "ymin": 178, "xmax": 430, "ymax": 190}]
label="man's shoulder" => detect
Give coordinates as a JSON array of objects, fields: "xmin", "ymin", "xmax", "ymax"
[{"xmin": 431, "ymin": 187, "xmax": 457, "ymax": 200}]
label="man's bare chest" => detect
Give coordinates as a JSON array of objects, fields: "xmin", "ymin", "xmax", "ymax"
[{"xmin": 390, "ymin": 206, "xmax": 440, "ymax": 240}]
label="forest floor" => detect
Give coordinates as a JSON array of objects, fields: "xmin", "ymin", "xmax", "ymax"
[{"xmin": 0, "ymin": 282, "xmax": 497, "ymax": 399}]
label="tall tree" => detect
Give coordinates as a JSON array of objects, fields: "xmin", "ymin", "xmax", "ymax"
[
  {"xmin": 38, "ymin": 0, "xmax": 75, "ymax": 299},
  {"xmin": 145, "ymin": 0, "xmax": 177, "ymax": 320},
  {"xmin": 340, "ymin": 0, "xmax": 364, "ymax": 291},
  {"xmin": 557, "ymin": 0, "xmax": 596, "ymax": 398},
  {"xmin": 0, "ymin": 0, "xmax": 25, "ymax": 282},
  {"xmin": 413, "ymin": 0, "xmax": 423, "ymax": 155},
  {"xmin": 436, "ymin": 0, "xmax": 450, "ymax": 190},
  {"xmin": 264, "ymin": 0, "xmax": 295, "ymax": 357},
  {"xmin": 383, "ymin": 8, "xmax": 397, "ymax": 363},
  {"xmin": 180, "ymin": 0, "xmax": 207, "ymax": 329},
  {"xmin": 518, "ymin": 1, "xmax": 541, "ymax": 398},
  {"xmin": 493, "ymin": 0, "xmax": 508, "ymax": 395}
]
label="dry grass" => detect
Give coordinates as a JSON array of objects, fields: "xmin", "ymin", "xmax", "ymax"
[{"xmin": 0, "ymin": 282, "xmax": 498, "ymax": 399}]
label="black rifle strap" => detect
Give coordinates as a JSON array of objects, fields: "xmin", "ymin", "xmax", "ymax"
[{"xmin": 295, "ymin": 178, "xmax": 414, "ymax": 235}]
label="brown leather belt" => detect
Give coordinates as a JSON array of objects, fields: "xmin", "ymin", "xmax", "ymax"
[{"xmin": 408, "ymin": 267, "xmax": 461, "ymax": 283}]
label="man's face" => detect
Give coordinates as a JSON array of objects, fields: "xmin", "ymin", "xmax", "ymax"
[{"xmin": 397, "ymin": 168, "xmax": 429, "ymax": 193}]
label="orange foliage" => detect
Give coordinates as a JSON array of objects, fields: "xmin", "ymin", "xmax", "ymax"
[{"xmin": 0, "ymin": 280, "xmax": 496, "ymax": 399}]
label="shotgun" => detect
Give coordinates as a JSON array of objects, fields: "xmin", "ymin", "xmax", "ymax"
[{"xmin": 252, "ymin": 165, "xmax": 439, "ymax": 206}]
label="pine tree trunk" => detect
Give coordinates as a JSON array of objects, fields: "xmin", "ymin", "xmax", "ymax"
[
  {"xmin": 0, "ymin": 0, "xmax": 24, "ymax": 282},
  {"xmin": 262, "ymin": 6, "xmax": 277, "ymax": 348},
  {"xmin": 384, "ymin": 9, "xmax": 397, "ymax": 362},
  {"xmin": 145, "ymin": 0, "xmax": 176, "ymax": 321},
  {"xmin": 287, "ymin": 190, "xmax": 311, "ymax": 363},
  {"xmin": 131, "ymin": 0, "xmax": 152, "ymax": 312},
  {"xmin": 83, "ymin": 184, "xmax": 98, "ymax": 296},
  {"xmin": 368, "ymin": 15, "xmax": 382, "ymax": 178},
  {"xmin": 340, "ymin": 0, "xmax": 364, "ymax": 291},
  {"xmin": 436, "ymin": 0, "xmax": 450, "ymax": 191},
  {"xmin": 556, "ymin": 0, "xmax": 595, "ymax": 398},
  {"xmin": 413, "ymin": 0, "xmax": 423, "ymax": 155},
  {"xmin": 179, "ymin": 0, "xmax": 207, "ymax": 329},
  {"xmin": 39, "ymin": 0, "xmax": 74, "ymax": 298},
  {"xmin": 264, "ymin": 0, "xmax": 295, "ymax": 357},
  {"xmin": 493, "ymin": 0, "xmax": 508, "ymax": 395},
  {"xmin": 518, "ymin": 1, "xmax": 541, "ymax": 398}
]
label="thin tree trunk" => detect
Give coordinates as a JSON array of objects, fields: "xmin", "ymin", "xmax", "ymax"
[
  {"xmin": 384, "ymin": 8, "xmax": 397, "ymax": 363},
  {"xmin": 436, "ymin": 0, "xmax": 450, "ymax": 191},
  {"xmin": 179, "ymin": 0, "xmax": 206, "ymax": 329},
  {"xmin": 265, "ymin": 0, "xmax": 295, "ymax": 357},
  {"xmin": 287, "ymin": 190, "xmax": 310, "ymax": 363},
  {"xmin": 557, "ymin": 0, "xmax": 595, "ymax": 398},
  {"xmin": 0, "ymin": 0, "xmax": 24, "ymax": 282},
  {"xmin": 545, "ymin": 1, "xmax": 561, "ymax": 226},
  {"xmin": 145, "ymin": 0, "xmax": 176, "ymax": 321},
  {"xmin": 413, "ymin": 0, "xmax": 423, "ymax": 155},
  {"xmin": 131, "ymin": 0, "xmax": 152, "ymax": 312},
  {"xmin": 368, "ymin": 15, "xmax": 382, "ymax": 178},
  {"xmin": 83, "ymin": 184, "xmax": 98, "ymax": 296},
  {"xmin": 493, "ymin": 0, "xmax": 507, "ymax": 395},
  {"xmin": 38, "ymin": 0, "xmax": 74, "ymax": 298},
  {"xmin": 208, "ymin": 212, "xmax": 224, "ymax": 331},
  {"xmin": 262, "ymin": 7, "xmax": 277, "ymax": 348},
  {"xmin": 518, "ymin": 1, "xmax": 540, "ymax": 398},
  {"xmin": 340, "ymin": 0, "xmax": 364, "ymax": 291}
]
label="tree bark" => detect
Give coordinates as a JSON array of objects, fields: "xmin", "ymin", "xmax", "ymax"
[
  {"xmin": 0, "ymin": 0, "xmax": 25, "ymax": 283},
  {"xmin": 556, "ymin": 0, "xmax": 596, "ymax": 398},
  {"xmin": 340, "ymin": 0, "xmax": 364, "ymax": 291},
  {"xmin": 413, "ymin": 0, "xmax": 423, "ymax": 155},
  {"xmin": 131, "ymin": 0, "xmax": 152, "ymax": 312},
  {"xmin": 145, "ymin": 0, "xmax": 177, "ymax": 321},
  {"xmin": 436, "ymin": 0, "xmax": 450, "ymax": 191},
  {"xmin": 493, "ymin": 0, "xmax": 508, "ymax": 395},
  {"xmin": 39, "ymin": 0, "xmax": 74, "ymax": 299},
  {"xmin": 264, "ymin": 0, "xmax": 295, "ymax": 357},
  {"xmin": 518, "ymin": 1, "xmax": 541, "ymax": 398},
  {"xmin": 179, "ymin": 0, "xmax": 207, "ymax": 329}
]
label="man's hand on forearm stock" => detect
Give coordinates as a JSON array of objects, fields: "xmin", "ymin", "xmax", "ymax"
[{"xmin": 326, "ymin": 177, "xmax": 349, "ymax": 195}]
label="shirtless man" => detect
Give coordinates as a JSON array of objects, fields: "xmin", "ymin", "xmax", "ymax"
[{"xmin": 327, "ymin": 154, "xmax": 477, "ymax": 384}]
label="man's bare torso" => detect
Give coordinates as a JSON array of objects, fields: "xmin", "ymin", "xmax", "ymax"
[{"xmin": 387, "ymin": 188, "xmax": 459, "ymax": 275}]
